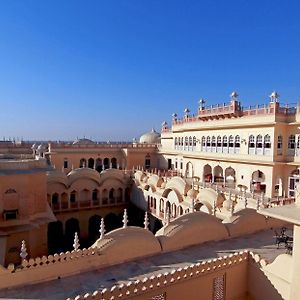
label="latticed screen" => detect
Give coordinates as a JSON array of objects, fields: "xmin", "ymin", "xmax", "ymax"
[
  {"xmin": 213, "ymin": 274, "xmax": 226, "ymax": 300},
  {"xmin": 149, "ymin": 292, "xmax": 166, "ymax": 300}
]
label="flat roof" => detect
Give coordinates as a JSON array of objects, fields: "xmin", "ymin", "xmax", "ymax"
[
  {"xmin": 0, "ymin": 226, "xmax": 292, "ymax": 300},
  {"xmin": 258, "ymin": 204, "xmax": 300, "ymax": 225}
]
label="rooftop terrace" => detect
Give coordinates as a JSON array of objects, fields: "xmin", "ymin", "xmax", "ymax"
[{"xmin": 0, "ymin": 226, "xmax": 292, "ymax": 300}]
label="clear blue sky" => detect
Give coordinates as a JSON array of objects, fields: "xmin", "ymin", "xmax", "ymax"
[{"xmin": 0, "ymin": 1, "xmax": 299, "ymax": 141}]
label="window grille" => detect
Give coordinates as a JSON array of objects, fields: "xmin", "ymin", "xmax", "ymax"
[
  {"xmin": 213, "ymin": 274, "xmax": 225, "ymax": 300},
  {"xmin": 149, "ymin": 292, "xmax": 166, "ymax": 300}
]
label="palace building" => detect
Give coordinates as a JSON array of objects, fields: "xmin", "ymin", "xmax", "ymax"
[{"xmin": 0, "ymin": 91, "xmax": 299, "ymax": 299}]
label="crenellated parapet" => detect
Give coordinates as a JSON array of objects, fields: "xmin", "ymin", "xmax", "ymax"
[
  {"xmin": 68, "ymin": 251, "xmax": 249, "ymax": 300},
  {"xmin": 6, "ymin": 247, "xmax": 101, "ymax": 274}
]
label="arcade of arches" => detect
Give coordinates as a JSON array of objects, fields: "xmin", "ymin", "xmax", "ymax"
[
  {"xmin": 47, "ymin": 203, "xmax": 161, "ymax": 254},
  {"xmin": 79, "ymin": 157, "xmax": 118, "ymax": 171}
]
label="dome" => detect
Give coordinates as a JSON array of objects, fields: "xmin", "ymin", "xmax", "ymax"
[
  {"xmin": 73, "ymin": 138, "xmax": 95, "ymax": 145},
  {"xmin": 139, "ymin": 128, "xmax": 160, "ymax": 144},
  {"xmin": 92, "ymin": 227, "xmax": 161, "ymax": 264},
  {"xmin": 155, "ymin": 212, "xmax": 228, "ymax": 252},
  {"xmin": 46, "ymin": 170, "xmax": 68, "ymax": 186},
  {"xmin": 67, "ymin": 168, "xmax": 101, "ymax": 185}
]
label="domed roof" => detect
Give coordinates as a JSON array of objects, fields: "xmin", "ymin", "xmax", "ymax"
[
  {"xmin": 156, "ymin": 212, "xmax": 228, "ymax": 252},
  {"xmin": 73, "ymin": 138, "xmax": 95, "ymax": 145},
  {"xmin": 92, "ymin": 227, "xmax": 161, "ymax": 263},
  {"xmin": 46, "ymin": 170, "xmax": 68, "ymax": 186},
  {"xmin": 139, "ymin": 128, "xmax": 160, "ymax": 144},
  {"xmin": 67, "ymin": 167, "xmax": 100, "ymax": 185}
]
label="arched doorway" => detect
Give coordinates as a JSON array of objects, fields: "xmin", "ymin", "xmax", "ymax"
[
  {"xmin": 104, "ymin": 213, "xmax": 122, "ymax": 232},
  {"xmin": 88, "ymin": 158, "xmax": 94, "ymax": 169},
  {"xmin": 111, "ymin": 157, "xmax": 117, "ymax": 169},
  {"xmin": 48, "ymin": 221, "xmax": 63, "ymax": 254},
  {"xmin": 213, "ymin": 166, "xmax": 223, "ymax": 183},
  {"xmin": 95, "ymin": 158, "xmax": 103, "ymax": 172},
  {"xmin": 109, "ymin": 188, "xmax": 115, "ymax": 204},
  {"xmin": 274, "ymin": 177, "xmax": 283, "ymax": 197},
  {"xmin": 185, "ymin": 162, "xmax": 193, "ymax": 178},
  {"xmin": 51, "ymin": 193, "xmax": 59, "ymax": 210},
  {"xmin": 88, "ymin": 215, "xmax": 102, "ymax": 243},
  {"xmin": 117, "ymin": 188, "xmax": 123, "ymax": 203},
  {"xmin": 203, "ymin": 164, "xmax": 212, "ymax": 183},
  {"xmin": 288, "ymin": 169, "xmax": 300, "ymax": 197},
  {"xmin": 251, "ymin": 170, "xmax": 266, "ymax": 193},
  {"xmin": 102, "ymin": 189, "xmax": 108, "ymax": 205},
  {"xmin": 65, "ymin": 218, "xmax": 80, "ymax": 250},
  {"xmin": 61, "ymin": 192, "xmax": 68, "ymax": 209},
  {"xmin": 103, "ymin": 158, "xmax": 110, "ymax": 170},
  {"xmin": 79, "ymin": 158, "xmax": 86, "ymax": 168},
  {"xmin": 165, "ymin": 201, "xmax": 171, "ymax": 217},
  {"xmin": 225, "ymin": 167, "xmax": 236, "ymax": 188}
]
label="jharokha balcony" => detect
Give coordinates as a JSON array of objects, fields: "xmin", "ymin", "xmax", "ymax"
[{"xmin": 50, "ymin": 197, "xmax": 126, "ymax": 212}]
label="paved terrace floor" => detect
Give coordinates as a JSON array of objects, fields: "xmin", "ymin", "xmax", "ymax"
[{"xmin": 0, "ymin": 226, "xmax": 293, "ymax": 300}]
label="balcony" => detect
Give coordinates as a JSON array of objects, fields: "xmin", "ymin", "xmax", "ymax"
[{"xmin": 51, "ymin": 197, "xmax": 125, "ymax": 213}]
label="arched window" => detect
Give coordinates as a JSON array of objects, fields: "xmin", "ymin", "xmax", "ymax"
[
  {"xmin": 297, "ymin": 136, "xmax": 300, "ymax": 149},
  {"xmin": 222, "ymin": 136, "xmax": 228, "ymax": 147},
  {"xmin": 51, "ymin": 193, "xmax": 59, "ymax": 205},
  {"xmin": 264, "ymin": 135, "xmax": 271, "ymax": 149},
  {"xmin": 92, "ymin": 189, "xmax": 98, "ymax": 201},
  {"xmin": 103, "ymin": 157, "xmax": 110, "ymax": 169},
  {"xmin": 256, "ymin": 135, "xmax": 263, "ymax": 148},
  {"xmin": 185, "ymin": 137, "xmax": 188, "ymax": 146},
  {"xmin": 189, "ymin": 136, "xmax": 192, "ymax": 146},
  {"xmin": 111, "ymin": 157, "xmax": 117, "ymax": 169},
  {"xmin": 206, "ymin": 136, "xmax": 211, "ymax": 147},
  {"xmin": 288, "ymin": 135, "xmax": 296, "ymax": 149},
  {"xmin": 201, "ymin": 136, "xmax": 206, "ymax": 151},
  {"xmin": 145, "ymin": 154, "xmax": 151, "ymax": 169},
  {"xmin": 88, "ymin": 158, "xmax": 94, "ymax": 169},
  {"xmin": 277, "ymin": 135, "xmax": 283, "ymax": 149},
  {"xmin": 211, "ymin": 136, "xmax": 216, "ymax": 147},
  {"xmin": 70, "ymin": 191, "xmax": 77, "ymax": 203},
  {"xmin": 217, "ymin": 136, "xmax": 222, "ymax": 147},
  {"xmin": 174, "ymin": 137, "xmax": 177, "ymax": 148},
  {"xmin": 235, "ymin": 135, "xmax": 240, "ymax": 148},
  {"xmin": 193, "ymin": 136, "xmax": 197, "ymax": 147},
  {"xmin": 229, "ymin": 135, "xmax": 234, "ymax": 148},
  {"xmin": 79, "ymin": 158, "xmax": 86, "ymax": 168},
  {"xmin": 249, "ymin": 135, "xmax": 255, "ymax": 148},
  {"xmin": 63, "ymin": 158, "xmax": 68, "ymax": 169}
]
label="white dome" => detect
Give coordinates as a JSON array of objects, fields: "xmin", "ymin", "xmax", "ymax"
[
  {"xmin": 73, "ymin": 138, "xmax": 95, "ymax": 145},
  {"xmin": 139, "ymin": 128, "xmax": 160, "ymax": 144}
]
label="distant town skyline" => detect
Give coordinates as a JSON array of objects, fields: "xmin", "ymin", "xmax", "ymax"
[{"xmin": 0, "ymin": 0, "xmax": 299, "ymax": 140}]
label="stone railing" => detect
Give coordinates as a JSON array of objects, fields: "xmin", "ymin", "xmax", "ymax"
[
  {"xmin": 68, "ymin": 251, "xmax": 249, "ymax": 300},
  {"xmin": 49, "ymin": 143, "xmax": 158, "ymax": 150},
  {"xmin": 0, "ymin": 247, "xmax": 104, "ymax": 290},
  {"xmin": 171, "ymin": 102, "xmax": 299, "ymax": 127}
]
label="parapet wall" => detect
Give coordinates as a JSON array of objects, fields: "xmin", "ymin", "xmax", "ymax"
[{"xmin": 68, "ymin": 251, "xmax": 249, "ymax": 300}]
